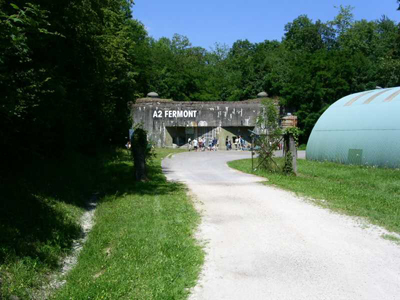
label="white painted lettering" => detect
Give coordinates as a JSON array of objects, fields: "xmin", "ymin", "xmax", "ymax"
[{"xmin": 155, "ymin": 110, "xmax": 199, "ymax": 118}]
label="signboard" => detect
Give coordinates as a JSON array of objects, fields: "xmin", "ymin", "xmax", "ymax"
[{"xmin": 152, "ymin": 110, "xmax": 198, "ymax": 118}]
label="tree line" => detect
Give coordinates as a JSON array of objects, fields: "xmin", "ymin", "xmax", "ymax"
[
  {"xmin": 145, "ymin": 6, "xmax": 400, "ymax": 143},
  {"xmin": 1, "ymin": 2, "xmax": 400, "ymax": 175}
]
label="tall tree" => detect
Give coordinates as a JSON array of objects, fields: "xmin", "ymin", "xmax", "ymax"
[{"xmin": 0, "ymin": 0, "xmax": 148, "ymax": 173}]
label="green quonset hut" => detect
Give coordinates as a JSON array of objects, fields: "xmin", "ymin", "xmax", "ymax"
[{"xmin": 306, "ymin": 87, "xmax": 400, "ymax": 168}]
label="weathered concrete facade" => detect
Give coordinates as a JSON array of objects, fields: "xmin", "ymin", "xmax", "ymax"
[{"xmin": 131, "ymin": 97, "xmax": 265, "ymax": 148}]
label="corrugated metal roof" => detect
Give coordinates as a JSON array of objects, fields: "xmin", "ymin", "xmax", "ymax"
[{"xmin": 337, "ymin": 87, "xmax": 400, "ymax": 107}]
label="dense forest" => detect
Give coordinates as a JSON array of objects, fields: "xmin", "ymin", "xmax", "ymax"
[
  {"xmin": 1, "ymin": 0, "xmax": 400, "ymax": 170},
  {"xmin": 2, "ymin": 2, "xmax": 400, "ymax": 298}
]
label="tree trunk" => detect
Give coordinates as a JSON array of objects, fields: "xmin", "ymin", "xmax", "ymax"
[
  {"xmin": 131, "ymin": 128, "xmax": 148, "ymax": 181},
  {"xmin": 289, "ymin": 135, "xmax": 297, "ymax": 175}
]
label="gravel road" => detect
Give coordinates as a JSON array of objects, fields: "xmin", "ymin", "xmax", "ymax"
[{"xmin": 162, "ymin": 151, "xmax": 400, "ymax": 300}]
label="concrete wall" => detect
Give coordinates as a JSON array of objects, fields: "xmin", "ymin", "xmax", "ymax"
[{"xmin": 130, "ymin": 98, "xmax": 266, "ymax": 147}]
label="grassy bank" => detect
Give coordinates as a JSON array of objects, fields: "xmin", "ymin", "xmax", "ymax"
[
  {"xmin": 1, "ymin": 148, "xmax": 203, "ymax": 299},
  {"xmin": 0, "ymin": 150, "xmax": 106, "ymax": 299},
  {"xmin": 52, "ymin": 148, "xmax": 203, "ymax": 299},
  {"xmin": 228, "ymin": 158, "xmax": 400, "ymax": 234}
]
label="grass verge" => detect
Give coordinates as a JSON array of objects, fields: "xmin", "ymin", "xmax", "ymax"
[
  {"xmin": 228, "ymin": 158, "xmax": 400, "ymax": 234},
  {"xmin": 382, "ymin": 234, "xmax": 400, "ymax": 245},
  {"xmin": 0, "ymin": 151, "xmax": 105, "ymax": 299},
  {"xmin": 1, "ymin": 148, "xmax": 203, "ymax": 299},
  {"xmin": 51, "ymin": 148, "xmax": 204, "ymax": 299}
]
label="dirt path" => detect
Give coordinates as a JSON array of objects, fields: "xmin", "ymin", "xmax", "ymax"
[{"xmin": 162, "ymin": 151, "xmax": 400, "ymax": 300}]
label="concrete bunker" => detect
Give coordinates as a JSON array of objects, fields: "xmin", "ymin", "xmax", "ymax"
[{"xmin": 130, "ymin": 93, "xmax": 269, "ymax": 148}]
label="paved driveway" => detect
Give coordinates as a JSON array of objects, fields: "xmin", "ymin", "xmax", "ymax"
[{"xmin": 162, "ymin": 151, "xmax": 400, "ymax": 300}]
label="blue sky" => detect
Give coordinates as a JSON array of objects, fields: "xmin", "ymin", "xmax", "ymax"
[{"xmin": 133, "ymin": 0, "xmax": 400, "ymax": 49}]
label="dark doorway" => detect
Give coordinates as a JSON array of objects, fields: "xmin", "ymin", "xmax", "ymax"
[{"xmin": 223, "ymin": 127, "xmax": 254, "ymax": 144}]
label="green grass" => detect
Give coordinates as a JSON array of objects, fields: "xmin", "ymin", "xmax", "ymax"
[
  {"xmin": 382, "ymin": 234, "xmax": 400, "ymax": 244},
  {"xmin": 1, "ymin": 148, "xmax": 203, "ymax": 299},
  {"xmin": 0, "ymin": 151, "xmax": 104, "ymax": 299},
  {"xmin": 228, "ymin": 158, "xmax": 400, "ymax": 234},
  {"xmin": 51, "ymin": 148, "xmax": 204, "ymax": 300}
]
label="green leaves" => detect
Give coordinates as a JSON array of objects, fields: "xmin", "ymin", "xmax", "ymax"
[
  {"xmin": 0, "ymin": 0, "xmax": 149, "ymax": 171},
  {"xmin": 10, "ymin": 3, "xmax": 20, "ymax": 10},
  {"xmin": 254, "ymin": 99, "xmax": 282, "ymax": 172},
  {"xmin": 1, "ymin": 0, "xmax": 400, "ymax": 172}
]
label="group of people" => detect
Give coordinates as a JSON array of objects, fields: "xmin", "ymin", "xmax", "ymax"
[
  {"xmin": 225, "ymin": 136, "xmax": 247, "ymax": 151},
  {"xmin": 188, "ymin": 137, "xmax": 219, "ymax": 152},
  {"xmin": 187, "ymin": 136, "xmax": 248, "ymax": 152}
]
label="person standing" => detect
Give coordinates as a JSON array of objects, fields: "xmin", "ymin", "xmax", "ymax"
[
  {"xmin": 193, "ymin": 138, "xmax": 198, "ymax": 151},
  {"xmin": 188, "ymin": 137, "xmax": 192, "ymax": 151},
  {"xmin": 212, "ymin": 137, "xmax": 218, "ymax": 151},
  {"xmin": 125, "ymin": 140, "xmax": 131, "ymax": 155}
]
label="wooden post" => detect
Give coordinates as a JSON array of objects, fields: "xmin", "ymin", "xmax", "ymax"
[
  {"xmin": 251, "ymin": 135, "xmax": 254, "ymax": 171},
  {"xmin": 289, "ymin": 134, "xmax": 297, "ymax": 175},
  {"xmin": 283, "ymin": 133, "xmax": 297, "ymax": 175},
  {"xmin": 131, "ymin": 128, "xmax": 148, "ymax": 181},
  {"xmin": 282, "ymin": 113, "xmax": 298, "ymax": 175}
]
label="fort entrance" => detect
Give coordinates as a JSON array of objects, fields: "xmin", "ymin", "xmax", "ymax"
[{"xmin": 131, "ymin": 93, "xmax": 267, "ymax": 148}]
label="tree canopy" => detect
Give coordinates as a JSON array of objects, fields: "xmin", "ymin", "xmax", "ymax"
[
  {"xmin": 0, "ymin": 0, "xmax": 147, "ymax": 170},
  {"xmin": 1, "ymin": 2, "xmax": 400, "ymax": 171}
]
